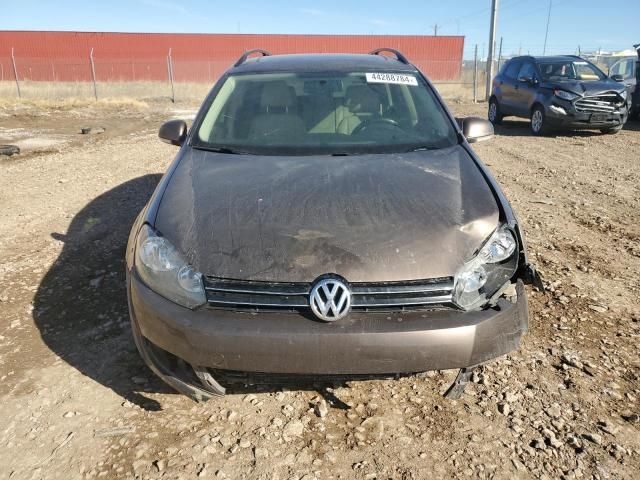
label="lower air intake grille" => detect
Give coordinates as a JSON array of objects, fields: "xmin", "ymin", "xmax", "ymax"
[{"xmin": 203, "ymin": 276, "xmax": 456, "ymax": 312}]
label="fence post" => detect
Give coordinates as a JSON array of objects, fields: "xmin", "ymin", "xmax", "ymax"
[
  {"xmin": 89, "ymin": 48, "xmax": 98, "ymax": 101},
  {"xmin": 473, "ymin": 44, "xmax": 478, "ymax": 103},
  {"xmin": 167, "ymin": 48, "xmax": 175, "ymax": 103},
  {"xmin": 11, "ymin": 48, "xmax": 21, "ymax": 98},
  {"xmin": 496, "ymin": 37, "xmax": 503, "ymax": 72}
]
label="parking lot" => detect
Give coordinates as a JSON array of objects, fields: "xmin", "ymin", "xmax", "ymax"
[{"xmin": 0, "ymin": 98, "xmax": 638, "ymax": 479}]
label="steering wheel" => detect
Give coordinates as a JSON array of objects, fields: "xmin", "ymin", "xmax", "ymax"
[{"xmin": 352, "ymin": 118, "xmax": 401, "ymax": 135}]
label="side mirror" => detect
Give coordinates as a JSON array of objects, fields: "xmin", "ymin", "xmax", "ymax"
[
  {"xmin": 159, "ymin": 119, "xmax": 188, "ymax": 146},
  {"xmin": 462, "ymin": 117, "xmax": 494, "ymax": 143},
  {"xmin": 610, "ymin": 74, "xmax": 624, "ymax": 82},
  {"xmin": 518, "ymin": 75, "xmax": 535, "ymax": 85}
]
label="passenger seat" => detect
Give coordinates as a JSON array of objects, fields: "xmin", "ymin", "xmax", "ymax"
[{"xmin": 248, "ymin": 82, "xmax": 306, "ymax": 141}]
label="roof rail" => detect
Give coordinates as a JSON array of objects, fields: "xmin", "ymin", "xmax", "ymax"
[
  {"xmin": 234, "ymin": 49, "xmax": 271, "ymax": 67},
  {"xmin": 368, "ymin": 48, "xmax": 410, "ymax": 64}
]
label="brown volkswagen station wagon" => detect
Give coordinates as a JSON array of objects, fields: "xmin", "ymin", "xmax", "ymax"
[{"xmin": 126, "ymin": 49, "xmax": 542, "ymax": 401}]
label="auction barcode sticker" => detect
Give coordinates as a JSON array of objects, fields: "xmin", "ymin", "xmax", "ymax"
[{"xmin": 366, "ymin": 73, "xmax": 418, "ymax": 86}]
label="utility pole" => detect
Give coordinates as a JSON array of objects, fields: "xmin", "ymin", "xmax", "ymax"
[
  {"xmin": 485, "ymin": 0, "xmax": 499, "ymax": 101},
  {"xmin": 431, "ymin": 24, "xmax": 440, "ymax": 36},
  {"xmin": 11, "ymin": 47, "xmax": 21, "ymax": 98},
  {"xmin": 542, "ymin": 0, "xmax": 552, "ymax": 55},
  {"xmin": 89, "ymin": 48, "xmax": 98, "ymax": 101}
]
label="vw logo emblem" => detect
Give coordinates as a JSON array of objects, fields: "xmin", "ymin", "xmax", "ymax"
[{"xmin": 309, "ymin": 278, "xmax": 351, "ymax": 322}]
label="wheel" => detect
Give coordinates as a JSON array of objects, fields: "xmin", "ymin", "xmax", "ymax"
[
  {"xmin": 488, "ymin": 98, "xmax": 503, "ymax": 125},
  {"xmin": 530, "ymin": 106, "xmax": 547, "ymax": 135},
  {"xmin": 600, "ymin": 126, "xmax": 623, "ymax": 134}
]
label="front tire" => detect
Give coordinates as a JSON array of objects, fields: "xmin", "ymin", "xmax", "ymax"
[
  {"xmin": 488, "ymin": 98, "xmax": 503, "ymax": 125},
  {"xmin": 530, "ymin": 106, "xmax": 547, "ymax": 135},
  {"xmin": 600, "ymin": 126, "xmax": 623, "ymax": 134}
]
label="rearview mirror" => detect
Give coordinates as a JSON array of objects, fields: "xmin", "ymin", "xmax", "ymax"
[
  {"xmin": 610, "ymin": 74, "xmax": 624, "ymax": 82},
  {"xmin": 518, "ymin": 75, "xmax": 535, "ymax": 84},
  {"xmin": 462, "ymin": 117, "xmax": 494, "ymax": 143},
  {"xmin": 159, "ymin": 119, "xmax": 188, "ymax": 146}
]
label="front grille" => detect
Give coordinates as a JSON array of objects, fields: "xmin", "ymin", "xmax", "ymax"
[
  {"xmin": 203, "ymin": 276, "xmax": 456, "ymax": 312},
  {"xmin": 574, "ymin": 92, "xmax": 625, "ymax": 113}
]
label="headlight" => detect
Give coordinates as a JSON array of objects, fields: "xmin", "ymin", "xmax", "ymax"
[
  {"xmin": 453, "ymin": 226, "xmax": 518, "ymax": 311},
  {"xmin": 620, "ymin": 90, "xmax": 628, "ymax": 100},
  {"xmin": 554, "ymin": 89, "xmax": 579, "ymax": 101},
  {"xmin": 135, "ymin": 225, "xmax": 206, "ymax": 309}
]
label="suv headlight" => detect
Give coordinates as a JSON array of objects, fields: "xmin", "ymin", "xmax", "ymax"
[
  {"xmin": 453, "ymin": 226, "xmax": 518, "ymax": 311},
  {"xmin": 135, "ymin": 225, "xmax": 206, "ymax": 309},
  {"xmin": 554, "ymin": 89, "xmax": 579, "ymax": 101}
]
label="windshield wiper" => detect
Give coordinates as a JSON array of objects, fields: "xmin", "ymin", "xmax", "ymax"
[
  {"xmin": 193, "ymin": 145, "xmax": 252, "ymax": 155},
  {"xmin": 407, "ymin": 145, "xmax": 438, "ymax": 152}
]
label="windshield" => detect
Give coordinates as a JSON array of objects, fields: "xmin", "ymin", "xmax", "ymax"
[
  {"xmin": 538, "ymin": 60, "xmax": 606, "ymax": 82},
  {"xmin": 193, "ymin": 71, "xmax": 458, "ymax": 155}
]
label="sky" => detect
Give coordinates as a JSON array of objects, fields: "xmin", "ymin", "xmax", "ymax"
[{"xmin": 2, "ymin": 0, "xmax": 638, "ymax": 58}]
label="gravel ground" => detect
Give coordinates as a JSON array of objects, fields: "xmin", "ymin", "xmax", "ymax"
[{"xmin": 0, "ymin": 99, "xmax": 638, "ymax": 480}]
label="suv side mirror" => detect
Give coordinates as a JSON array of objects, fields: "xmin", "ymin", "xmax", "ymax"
[
  {"xmin": 610, "ymin": 73, "xmax": 624, "ymax": 82},
  {"xmin": 462, "ymin": 117, "xmax": 494, "ymax": 143},
  {"xmin": 518, "ymin": 75, "xmax": 535, "ymax": 85},
  {"xmin": 159, "ymin": 119, "xmax": 188, "ymax": 146}
]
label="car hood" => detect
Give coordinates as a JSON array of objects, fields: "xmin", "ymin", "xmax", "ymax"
[
  {"xmin": 542, "ymin": 79, "xmax": 625, "ymax": 96},
  {"xmin": 154, "ymin": 145, "xmax": 500, "ymax": 283}
]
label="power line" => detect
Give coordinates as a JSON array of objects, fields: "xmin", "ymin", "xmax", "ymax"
[{"xmin": 542, "ymin": 0, "xmax": 553, "ymax": 55}]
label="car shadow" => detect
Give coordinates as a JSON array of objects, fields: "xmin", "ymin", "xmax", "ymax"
[
  {"xmin": 33, "ymin": 174, "xmax": 173, "ymax": 411},
  {"xmin": 492, "ymin": 118, "xmax": 629, "ymax": 138},
  {"xmin": 623, "ymin": 116, "xmax": 640, "ymax": 131}
]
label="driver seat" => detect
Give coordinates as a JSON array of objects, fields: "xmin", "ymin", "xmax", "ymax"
[{"xmin": 337, "ymin": 85, "xmax": 382, "ymax": 135}]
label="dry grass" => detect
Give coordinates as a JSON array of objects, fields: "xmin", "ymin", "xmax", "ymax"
[
  {"xmin": 0, "ymin": 80, "xmax": 210, "ymax": 103},
  {"xmin": 0, "ymin": 79, "xmax": 484, "ymax": 109},
  {"xmin": 0, "ymin": 96, "xmax": 150, "ymax": 111}
]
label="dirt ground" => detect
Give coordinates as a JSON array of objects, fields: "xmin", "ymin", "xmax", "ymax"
[{"xmin": 0, "ymin": 97, "xmax": 638, "ymax": 480}]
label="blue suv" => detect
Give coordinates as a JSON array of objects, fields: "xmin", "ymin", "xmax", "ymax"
[{"xmin": 489, "ymin": 55, "xmax": 629, "ymax": 135}]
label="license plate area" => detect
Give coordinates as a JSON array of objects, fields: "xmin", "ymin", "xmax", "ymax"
[{"xmin": 590, "ymin": 113, "xmax": 608, "ymax": 122}]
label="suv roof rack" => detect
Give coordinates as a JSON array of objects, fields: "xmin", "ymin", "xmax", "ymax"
[
  {"xmin": 234, "ymin": 49, "xmax": 271, "ymax": 67},
  {"xmin": 369, "ymin": 48, "xmax": 410, "ymax": 64}
]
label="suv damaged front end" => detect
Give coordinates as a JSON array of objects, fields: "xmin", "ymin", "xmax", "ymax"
[{"xmin": 544, "ymin": 87, "xmax": 628, "ymax": 129}]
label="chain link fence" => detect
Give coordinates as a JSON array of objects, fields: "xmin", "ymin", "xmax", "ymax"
[{"xmin": 1, "ymin": 47, "xmax": 490, "ymax": 103}]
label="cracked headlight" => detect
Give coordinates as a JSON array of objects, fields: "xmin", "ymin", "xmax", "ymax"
[
  {"xmin": 554, "ymin": 89, "xmax": 579, "ymax": 101},
  {"xmin": 135, "ymin": 225, "xmax": 206, "ymax": 309},
  {"xmin": 453, "ymin": 226, "xmax": 518, "ymax": 311}
]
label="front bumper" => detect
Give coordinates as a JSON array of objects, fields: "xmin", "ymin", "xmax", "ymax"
[
  {"xmin": 128, "ymin": 272, "xmax": 529, "ymax": 397},
  {"xmin": 545, "ymin": 99, "xmax": 627, "ymax": 129}
]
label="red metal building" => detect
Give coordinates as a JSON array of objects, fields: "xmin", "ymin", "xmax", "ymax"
[{"xmin": 0, "ymin": 31, "xmax": 464, "ymax": 84}]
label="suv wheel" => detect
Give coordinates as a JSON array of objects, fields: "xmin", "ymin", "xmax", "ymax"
[
  {"xmin": 530, "ymin": 106, "xmax": 547, "ymax": 135},
  {"xmin": 488, "ymin": 98, "xmax": 503, "ymax": 125},
  {"xmin": 600, "ymin": 126, "xmax": 623, "ymax": 134}
]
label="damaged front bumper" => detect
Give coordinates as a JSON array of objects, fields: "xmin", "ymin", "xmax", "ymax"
[
  {"xmin": 127, "ymin": 271, "xmax": 531, "ymax": 401},
  {"xmin": 545, "ymin": 97, "xmax": 628, "ymax": 129}
]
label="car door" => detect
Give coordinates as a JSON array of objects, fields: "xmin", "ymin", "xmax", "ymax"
[
  {"xmin": 513, "ymin": 61, "xmax": 539, "ymax": 116},
  {"xmin": 497, "ymin": 59, "xmax": 522, "ymax": 115},
  {"xmin": 610, "ymin": 57, "xmax": 637, "ymax": 92}
]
